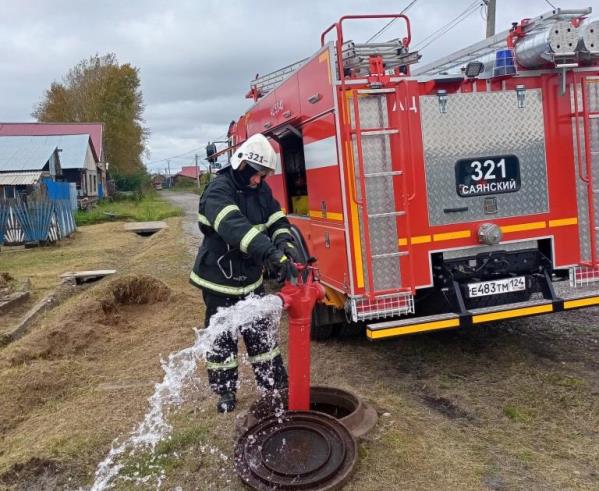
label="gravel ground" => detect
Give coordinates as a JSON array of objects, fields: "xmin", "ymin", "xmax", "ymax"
[{"xmin": 160, "ymin": 190, "xmax": 202, "ymax": 255}]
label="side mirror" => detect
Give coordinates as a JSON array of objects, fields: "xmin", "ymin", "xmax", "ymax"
[{"xmin": 206, "ymin": 142, "xmax": 217, "ymax": 164}]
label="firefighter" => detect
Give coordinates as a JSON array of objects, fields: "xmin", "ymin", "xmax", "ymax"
[{"xmin": 190, "ymin": 133, "xmax": 301, "ymax": 413}]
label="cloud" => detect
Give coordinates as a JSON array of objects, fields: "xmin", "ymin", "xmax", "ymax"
[{"xmin": 0, "ymin": 0, "xmax": 587, "ymax": 172}]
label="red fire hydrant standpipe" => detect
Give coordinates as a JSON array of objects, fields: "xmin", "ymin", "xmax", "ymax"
[
  {"xmin": 234, "ymin": 263, "xmax": 359, "ymax": 491},
  {"xmin": 277, "ymin": 263, "xmax": 326, "ymax": 411}
]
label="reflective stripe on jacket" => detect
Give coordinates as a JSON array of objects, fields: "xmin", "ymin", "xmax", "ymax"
[{"xmin": 190, "ymin": 168, "xmax": 292, "ymax": 296}]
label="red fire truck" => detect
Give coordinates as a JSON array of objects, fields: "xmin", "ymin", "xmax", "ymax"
[{"xmin": 220, "ymin": 8, "xmax": 599, "ymax": 340}]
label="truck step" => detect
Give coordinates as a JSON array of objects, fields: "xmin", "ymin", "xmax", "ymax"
[
  {"xmin": 366, "ymin": 290, "xmax": 599, "ymax": 341},
  {"xmin": 368, "ymin": 211, "xmax": 405, "ymax": 218},
  {"xmin": 364, "ymin": 171, "xmax": 403, "ymax": 178}
]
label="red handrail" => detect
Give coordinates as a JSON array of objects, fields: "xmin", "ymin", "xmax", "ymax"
[
  {"xmin": 321, "ymin": 14, "xmax": 412, "ymax": 83},
  {"xmin": 572, "ymin": 72, "xmax": 589, "ymax": 183},
  {"xmin": 321, "ymin": 13, "xmax": 411, "ymax": 47}
]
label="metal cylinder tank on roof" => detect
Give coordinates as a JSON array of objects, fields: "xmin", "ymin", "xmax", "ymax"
[
  {"xmin": 514, "ymin": 20, "xmax": 579, "ymax": 68},
  {"xmin": 577, "ymin": 19, "xmax": 599, "ymax": 60}
]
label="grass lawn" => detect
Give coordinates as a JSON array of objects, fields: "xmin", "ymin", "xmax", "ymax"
[{"xmin": 74, "ymin": 194, "xmax": 182, "ymax": 226}]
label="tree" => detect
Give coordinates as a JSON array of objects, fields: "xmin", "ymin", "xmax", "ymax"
[{"xmin": 33, "ymin": 53, "xmax": 148, "ymax": 177}]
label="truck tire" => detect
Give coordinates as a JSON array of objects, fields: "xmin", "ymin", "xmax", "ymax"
[
  {"xmin": 311, "ymin": 309, "xmax": 335, "ymax": 341},
  {"xmin": 335, "ymin": 320, "xmax": 365, "ymax": 339}
]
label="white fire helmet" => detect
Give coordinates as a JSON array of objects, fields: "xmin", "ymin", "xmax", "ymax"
[{"xmin": 230, "ymin": 133, "xmax": 277, "ymax": 174}]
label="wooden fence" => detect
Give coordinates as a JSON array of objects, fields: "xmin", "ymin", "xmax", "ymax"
[{"xmin": 0, "ymin": 180, "xmax": 76, "ymax": 246}]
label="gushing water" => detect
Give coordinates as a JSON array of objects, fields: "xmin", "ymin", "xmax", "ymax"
[{"xmin": 90, "ymin": 294, "xmax": 283, "ymax": 490}]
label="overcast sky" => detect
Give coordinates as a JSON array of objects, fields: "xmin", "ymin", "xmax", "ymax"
[{"xmin": 0, "ymin": 0, "xmax": 590, "ymax": 173}]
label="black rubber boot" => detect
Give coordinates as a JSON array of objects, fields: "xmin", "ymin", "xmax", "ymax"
[{"xmin": 217, "ymin": 392, "xmax": 236, "ymax": 413}]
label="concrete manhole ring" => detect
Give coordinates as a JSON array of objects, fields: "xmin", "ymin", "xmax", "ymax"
[{"xmin": 236, "ymin": 386, "xmax": 378, "ymax": 440}]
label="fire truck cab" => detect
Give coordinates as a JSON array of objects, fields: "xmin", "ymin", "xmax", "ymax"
[{"xmin": 223, "ymin": 8, "xmax": 599, "ymax": 340}]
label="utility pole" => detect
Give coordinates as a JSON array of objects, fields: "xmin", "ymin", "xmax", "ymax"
[
  {"xmin": 167, "ymin": 159, "xmax": 171, "ymax": 188},
  {"xmin": 194, "ymin": 154, "xmax": 200, "ymax": 190},
  {"xmin": 484, "ymin": 0, "xmax": 496, "ymax": 38}
]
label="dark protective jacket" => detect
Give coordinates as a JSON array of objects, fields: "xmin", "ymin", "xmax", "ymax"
[{"xmin": 190, "ymin": 168, "xmax": 293, "ymax": 296}]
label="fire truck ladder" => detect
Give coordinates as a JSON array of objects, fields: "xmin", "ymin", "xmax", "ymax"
[
  {"xmin": 248, "ymin": 40, "xmax": 419, "ymax": 99},
  {"xmin": 573, "ymin": 75, "xmax": 599, "ymax": 281},
  {"xmin": 412, "ymin": 8, "xmax": 591, "ymax": 76},
  {"xmin": 348, "ymin": 86, "xmax": 414, "ymax": 313}
]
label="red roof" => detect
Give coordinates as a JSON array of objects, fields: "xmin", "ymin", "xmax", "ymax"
[
  {"xmin": 0, "ymin": 123, "xmax": 104, "ymax": 161},
  {"xmin": 176, "ymin": 166, "xmax": 202, "ymax": 179}
]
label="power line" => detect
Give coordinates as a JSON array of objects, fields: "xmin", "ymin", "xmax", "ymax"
[
  {"xmin": 366, "ymin": 0, "xmax": 420, "ymax": 43},
  {"xmin": 145, "ymin": 146, "xmax": 205, "ymax": 166},
  {"xmin": 417, "ymin": 9, "xmax": 481, "ymax": 52},
  {"xmin": 144, "ymin": 132, "xmax": 229, "ymax": 167},
  {"xmin": 413, "ymin": 0, "xmax": 479, "ymax": 48},
  {"xmin": 414, "ymin": 1, "xmax": 482, "ymax": 51},
  {"xmin": 544, "ymin": 0, "xmax": 557, "ymax": 9}
]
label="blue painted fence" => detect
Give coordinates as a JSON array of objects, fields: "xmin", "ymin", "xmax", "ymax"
[{"xmin": 0, "ymin": 180, "xmax": 76, "ymax": 246}]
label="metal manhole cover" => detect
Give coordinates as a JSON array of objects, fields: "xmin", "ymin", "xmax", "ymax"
[{"xmin": 235, "ymin": 411, "xmax": 357, "ymax": 490}]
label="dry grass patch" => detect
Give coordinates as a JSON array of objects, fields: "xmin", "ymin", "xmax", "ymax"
[
  {"xmin": 0, "ymin": 222, "xmax": 147, "ymax": 334},
  {"xmin": 0, "ymin": 217, "xmax": 204, "ymax": 488},
  {"xmin": 102, "ymin": 274, "xmax": 171, "ymax": 307}
]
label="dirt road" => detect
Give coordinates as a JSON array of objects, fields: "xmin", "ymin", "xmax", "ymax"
[{"xmin": 161, "ymin": 190, "xmax": 201, "ymax": 255}]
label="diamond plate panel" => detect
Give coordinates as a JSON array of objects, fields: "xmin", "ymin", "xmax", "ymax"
[
  {"xmin": 373, "ymin": 254, "xmax": 401, "ymax": 291},
  {"xmin": 367, "ymin": 217, "xmax": 398, "ymax": 254},
  {"xmin": 349, "ymin": 94, "xmax": 389, "ymax": 129},
  {"xmin": 591, "ymin": 117, "xmax": 599, "ymax": 259},
  {"xmin": 365, "ymin": 175, "xmax": 395, "ymax": 216},
  {"xmin": 586, "ymin": 77, "xmax": 599, "ymax": 112},
  {"xmin": 420, "ymin": 90, "xmax": 549, "ymax": 226},
  {"xmin": 592, "ymin": 118, "xmax": 599, "ymax": 149},
  {"xmin": 360, "ymin": 134, "xmax": 392, "ymax": 173}
]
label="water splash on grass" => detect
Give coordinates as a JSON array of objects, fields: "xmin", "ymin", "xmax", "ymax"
[{"xmin": 90, "ymin": 293, "xmax": 283, "ymax": 490}]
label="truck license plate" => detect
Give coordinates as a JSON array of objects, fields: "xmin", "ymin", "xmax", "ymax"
[{"xmin": 467, "ymin": 276, "xmax": 526, "ymax": 298}]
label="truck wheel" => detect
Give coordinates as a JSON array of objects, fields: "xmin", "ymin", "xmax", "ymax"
[
  {"xmin": 311, "ymin": 316, "xmax": 335, "ymax": 340},
  {"xmin": 311, "ymin": 303, "xmax": 338, "ymax": 341},
  {"xmin": 335, "ymin": 321, "xmax": 365, "ymax": 339}
]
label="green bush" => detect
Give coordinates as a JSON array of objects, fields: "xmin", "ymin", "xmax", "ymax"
[
  {"xmin": 167, "ymin": 174, "xmax": 213, "ymax": 195},
  {"xmin": 111, "ymin": 168, "xmax": 152, "ymax": 192},
  {"xmin": 171, "ymin": 179, "xmax": 200, "ymax": 194}
]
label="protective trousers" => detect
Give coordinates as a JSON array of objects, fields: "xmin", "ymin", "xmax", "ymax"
[{"xmin": 203, "ymin": 289, "xmax": 288, "ymax": 396}]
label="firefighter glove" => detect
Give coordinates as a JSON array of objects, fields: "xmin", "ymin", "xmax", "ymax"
[
  {"xmin": 278, "ymin": 241, "xmax": 302, "ymax": 263},
  {"xmin": 265, "ymin": 248, "xmax": 298, "ymax": 284}
]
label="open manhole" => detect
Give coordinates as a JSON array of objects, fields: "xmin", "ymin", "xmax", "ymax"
[
  {"xmin": 123, "ymin": 221, "xmax": 168, "ymax": 237},
  {"xmin": 237, "ymin": 386, "xmax": 378, "ymax": 440},
  {"xmin": 235, "ymin": 411, "xmax": 357, "ymax": 490}
]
